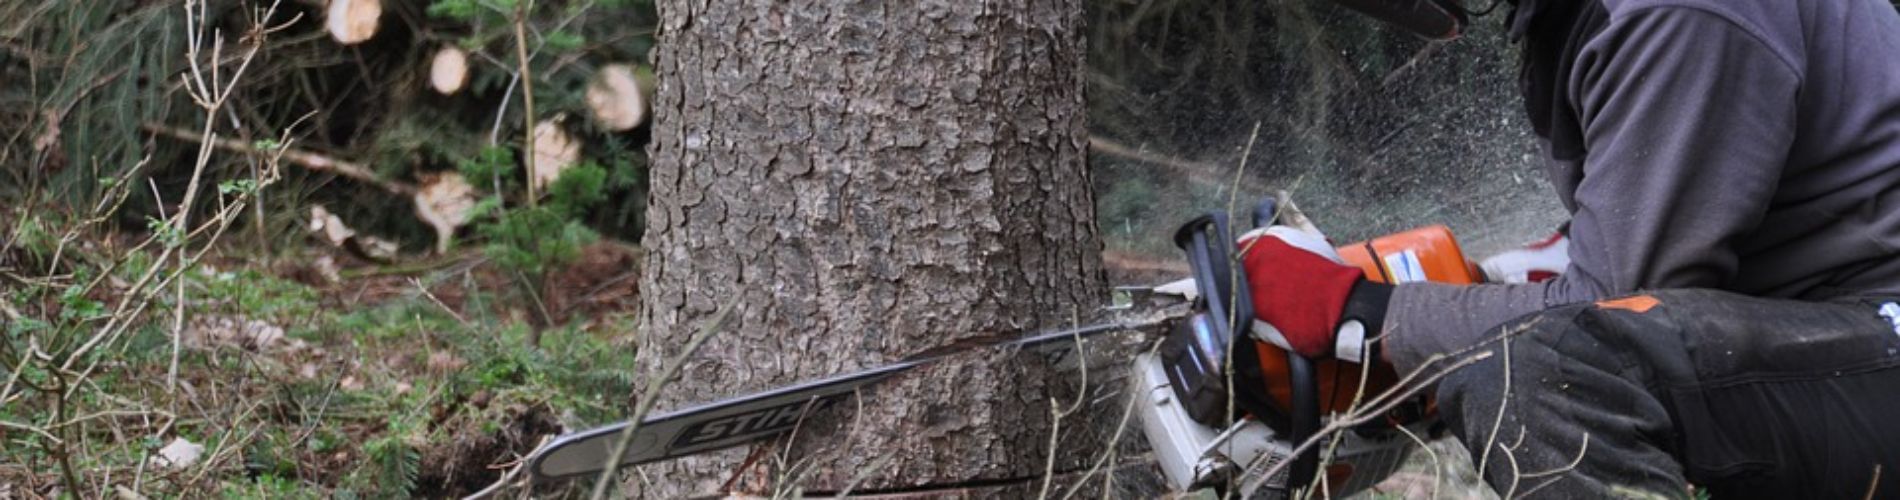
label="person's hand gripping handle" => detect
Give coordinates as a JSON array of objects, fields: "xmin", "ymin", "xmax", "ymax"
[{"xmin": 1238, "ymin": 197, "xmax": 1393, "ymax": 364}]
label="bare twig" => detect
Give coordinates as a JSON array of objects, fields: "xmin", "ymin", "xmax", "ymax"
[
  {"xmin": 513, "ymin": 270, "xmax": 557, "ymax": 341},
  {"xmin": 1229, "ymin": 123, "xmax": 1264, "ymax": 211},
  {"xmin": 512, "ymin": 0, "xmax": 540, "ymax": 206},
  {"xmin": 185, "ymin": 397, "xmax": 268, "ymax": 489},
  {"xmin": 488, "ymin": 74, "xmax": 520, "ymax": 146},
  {"xmin": 166, "ymin": 252, "xmax": 187, "ymax": 392},
  {"xmin": 140, "ymin": 122, "xmax": 415, "ymax": 195},
  {"xmin": 1476, "ymin": 335, "xmax": 1513, "ymax": 480},
  {"xmin": 0, "ymin": 330, "xmax": 38, "ymax": 406},
  {"xmin": 1219, "ymin": 122, "xmax": 1265, "ymax": 500},
  {"xmin": 832, "ymin": 455, "xmax": 889, "ymax": 499},
  {"xmin": 1391, "ymin": 421, "xmax": 1441, "ymax": 500},
  {"xmin": 461, "ymin": 435, "xmax": 553, "ymax": 500},
  {"xmin": 763, "ymin": 397, "xmax": 825, "ymax": 499},
  {"xmin": 52, "ymin": 377, "xmax": 80, "ymax": 494},
  {"xmin": 1519, "ymin": 433, "xmax": 1590, "ymax": 481},
  {"xmin": 1515, "ymin": 433, "xmax": 1590, "ymax": 498},
  {"xmin": 1060, "ymin": 337, "xmax": 1169, "ymax": 500},
  {"xmin": 1297, "ymin": 324, "xmax": 1388, "ymax": 500},
  {"xmin": 587, "ymin": 296, "xmax": 740, "ymax": 500},
  {"xmin": 167, "ymin": 0, "xmax": 294, "ymax": 393},
  {"xmin": 1866, "ymin": 464, "xmax": 1884, "ymax": 500},
  {"xmin": 831, "ymin": 392, "xmax": 880, "ymax": 497},
  {"xmin": 0, "ymin": 418, "xmax": 63, "ymax": 444},
  {"xmin": 1256, "ymin": 318, "xmax": 1544, "ymax": 496},
  {"xmin": 1039, "ymin": 310, "xmax": 1093, "ymax": 499},
  {"xmin": 12, "ymin": 6, "xmax": 303, "ymax": 494},
  {"xmin": 412, "ymin": 278, "xmax": 472, "ymax": 328},
  {"xmin": 1497, "ymin": 426, "xmax": 1525, "ymax": 498},
  {"xmin": 57, "ymin": 0, "xmax": 294, "ymax": 381},
  {"xmin": 0, "ymin": 298, "xmax": 21, "ymax": 322},
  {"xmin": 765, "ymin": 385, "xmax": 878, "ymax": 498}
]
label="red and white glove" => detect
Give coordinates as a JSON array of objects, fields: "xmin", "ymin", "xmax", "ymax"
[
  {"xmin": 1237, "ymin": 225, "xmax": 1392, "ymax": 363},
  {"xmin": 1479, "ymin": 231, "xmax": 1570, "ymax": 284}
]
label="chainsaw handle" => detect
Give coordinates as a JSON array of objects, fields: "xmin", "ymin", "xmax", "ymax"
[
  {"xmin": 1287, "ymin": 351, "xmax": 1322, "ymax": 492},
  {"xmin": 1172, "ymin": 213, "xmax": 1255, "ymax": 346},
  {"xmin": 1252, "ymin": 196, "xmax": 1279, "ymax": 229},
  {"xmin": 1175, "ymin": 202, "xmax": 1326, "ymax": 494},
  {"xmin": 1244, "ymin": 195, "xmax": 1325, "ymax": 492}
]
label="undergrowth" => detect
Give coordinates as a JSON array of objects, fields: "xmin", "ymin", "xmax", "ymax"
[
  {"xmin": 1, "ymin": 0, "xmax": 658, "ymax": 496},
  {"xmin": 2, "ymin": 226, "xmax": 643, "ymax": 497}
]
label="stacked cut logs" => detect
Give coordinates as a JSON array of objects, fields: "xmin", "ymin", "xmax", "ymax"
[{"xmin": 175, "ymin": 2, "xmax": 661, "ymax": 259}]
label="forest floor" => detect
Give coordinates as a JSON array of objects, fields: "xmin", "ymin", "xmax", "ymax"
[
  {"xmin": 2, "ymin": 235, "xmax": 643, "ymax": 498},
  {"xmin": 3, "ymin": 232, "xmax": 1491, "ymax": 499}
]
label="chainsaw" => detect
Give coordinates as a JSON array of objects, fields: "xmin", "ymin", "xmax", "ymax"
[{"xmin": 517, "ymin": 196, "xmax": 1481, "ymax": 498}]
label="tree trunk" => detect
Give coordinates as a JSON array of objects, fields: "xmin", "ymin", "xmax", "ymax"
[{"xmin": 637, "ymin": 0, "xmax": 1107, "ymax": 495}]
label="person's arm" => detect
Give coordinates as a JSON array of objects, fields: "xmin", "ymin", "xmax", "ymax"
[{"xmin": 1382, "ymin": 7, "xmax": 1801, "ymax": 372}]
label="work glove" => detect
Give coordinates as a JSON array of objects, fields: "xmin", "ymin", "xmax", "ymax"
[
  {"xmin": 1479, "ymin": 231, "xmax": 1569, "ymax": 284},
  {"xmin": 1238, "ymin": 225, "xmax": 1393, "ymax": 363}
]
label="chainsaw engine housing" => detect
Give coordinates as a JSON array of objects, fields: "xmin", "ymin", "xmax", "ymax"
[
  {"xmin": 1159, "ymin": 213, "xmax": 1280, "ymax": 427},
  {"xmin": 1134, "ymin": 352, "xmax": 1417, "ymax": 497}
]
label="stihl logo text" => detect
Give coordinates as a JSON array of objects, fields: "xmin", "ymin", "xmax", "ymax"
[{"xmin": 672, "ymin": 399, "xmax": 832, "ymax": 448}]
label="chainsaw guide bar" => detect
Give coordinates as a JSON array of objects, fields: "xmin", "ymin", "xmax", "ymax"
[{"xmin": 523, "ymin": 304, "xmax": 1184, "ymax": 482}]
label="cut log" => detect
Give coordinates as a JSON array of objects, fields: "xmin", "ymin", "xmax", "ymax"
[
  {"xmin": 308, "ymin": 205, "xmax": 355, "ymax": 249},
  {"xmin": 528, "ymin": 118, "xmax": 580, "ymax": 194},
  {"xmin": 308, "ymin": 205, "xmax": 398, "ymax": 262},
  {"xmin": 413, "ymin": 171, "xmax": 477, "ymax": 254},
  {"xmin": 429, "ymin": 46, "xmax": 470, "ymax": 96},
  {"xmin": 326, "ymin": 0, "xmax": 382, "ymax": 45},
  {"xmin": 585, "ymin": 63, "xmax": 651, "ymax": 131}
]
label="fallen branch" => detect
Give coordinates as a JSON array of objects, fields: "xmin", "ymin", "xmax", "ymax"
[{"xmin": 142, "ymin": 122, "xmax": 416, "ymax": 195}]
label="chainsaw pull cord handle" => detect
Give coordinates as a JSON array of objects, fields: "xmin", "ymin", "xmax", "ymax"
[{"xmin": 1249, "ymin": 196, "xmax": 1324, "ymax": 492}]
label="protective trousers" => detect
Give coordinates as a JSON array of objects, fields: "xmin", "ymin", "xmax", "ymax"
[{"xmin": 1435, "ymin": 289, "xmax": 1900, "ymax": 499}]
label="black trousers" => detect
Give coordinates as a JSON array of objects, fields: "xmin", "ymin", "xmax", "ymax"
[{"xmin": 1436, "ymin": 289, "xmax": 1900, "ymax": 499}]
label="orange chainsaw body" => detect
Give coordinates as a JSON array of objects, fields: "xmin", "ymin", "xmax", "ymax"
[{"xmin": 1337, "ymin": 225, "xmax": 1483, "ymax": 286}]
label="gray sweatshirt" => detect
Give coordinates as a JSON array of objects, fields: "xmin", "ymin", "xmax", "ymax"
[{"xmin": 1385, "ymin": 0, "xmax": 1900, "ymax": 372}]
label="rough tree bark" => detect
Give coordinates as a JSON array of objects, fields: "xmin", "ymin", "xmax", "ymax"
[{"xmin": 636, "ymin": 0, "xmax": 1112, "ymax": 495}]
